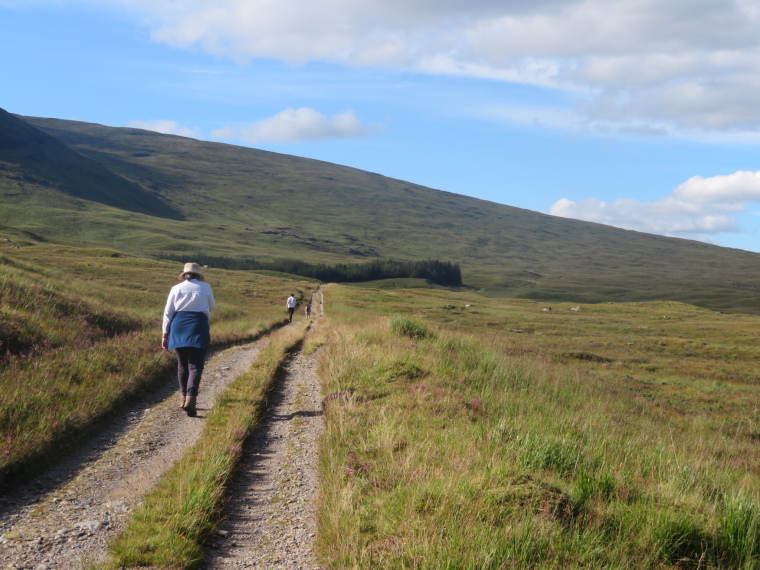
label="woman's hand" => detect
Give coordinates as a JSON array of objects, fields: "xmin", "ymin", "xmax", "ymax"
[{"xmin": 161, "ymin": 333, "xmax": 169, "ymax": 350}]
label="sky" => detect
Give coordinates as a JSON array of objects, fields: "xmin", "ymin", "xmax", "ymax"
[{"xmin": 2, "ymin": 0, "xmax": 760, "ymax": 252}]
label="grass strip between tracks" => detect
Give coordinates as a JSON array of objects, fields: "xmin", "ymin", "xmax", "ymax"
[{"xmin": 102, "ymin": 324, "xmax": 306, "ymax": 569}]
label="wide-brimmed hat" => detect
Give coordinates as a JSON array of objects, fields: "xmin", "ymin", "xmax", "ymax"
[{"xmin": 178, "ymin": 262, "xmax": 204, "ymax": 281}]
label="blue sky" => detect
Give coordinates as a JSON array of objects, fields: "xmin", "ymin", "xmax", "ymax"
[{"xmin": 2, "ymin": 0, "xmax": 760, "ymax": 252}]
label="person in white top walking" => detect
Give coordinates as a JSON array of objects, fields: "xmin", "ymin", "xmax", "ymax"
[
  {"xmin": 286, "ymin": 294, "xmax": 297, "ymax": 322},
  {"xmin": 162, "ymin": 262, "xmax": 216, "ymax": 416}
]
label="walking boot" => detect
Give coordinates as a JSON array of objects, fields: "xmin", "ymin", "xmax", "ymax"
[
  {"xmin": 184, "ymin": 396, "xmax": 197, "ymax": 417},
  {"xmin": 180, "ymin": 393, "xmax": 187, "ymax": 408}
]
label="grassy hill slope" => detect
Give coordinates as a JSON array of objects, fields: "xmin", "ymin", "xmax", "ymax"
[
  {"xmin": 0, "ymin": 109, "xmax": 180, "ymax": 219},
  {"xmin": 2, "ymin": 114, "xmax": 759, "ymax": 313}
]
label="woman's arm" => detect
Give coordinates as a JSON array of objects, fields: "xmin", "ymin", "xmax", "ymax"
[
  {"xmin": 162, "ymin": 288, "xmax": 177, "ymax": 334},
  {"xmin": 206, "ymin": 284, "xmax": 216, "ymax": 311}
]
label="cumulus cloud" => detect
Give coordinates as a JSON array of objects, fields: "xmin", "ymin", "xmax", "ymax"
[
  {"xmin": 549, "ymin": 170, "xmax": 760, "ymax": 241},
  {"xmin": 126, "ymin": 119, "xmax": 199, "ymax": 138},
  {"xmin": 674, "ymin": 171, "xmax": 760, "ymax": 203},
  {"xmin": 210, "ymin": 108, "xmax": 377, "ymax": 144},
  {"xmin": 107, "ymin": 0, "xmax": 760, "ymax": 136}
]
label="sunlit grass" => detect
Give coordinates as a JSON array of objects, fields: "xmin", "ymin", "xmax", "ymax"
[
  {"xmin": 314, "ymin": 285, "xmax": 760, "ymax": 568},
  {"xmin": 4, "ymin": 239, "xmax": 760, "ymax": 568}
]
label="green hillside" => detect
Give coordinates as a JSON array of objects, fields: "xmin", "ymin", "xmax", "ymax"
[
  {"xmin": 0, "ymin": 109, "xmax": 180, "ymax": 219},
  {"xmin": 2, "ymin": 112, "xmax": 760, "ymax": 313}
]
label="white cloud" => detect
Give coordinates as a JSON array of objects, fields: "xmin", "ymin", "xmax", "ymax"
[
  {"xmin": 674, "ymin": 171, "xmax": 760, "ymax": 203},
  {"xmin": 210, "ymin": 107, "xmax": 378, "ymax": 144},
  {"xmin": 104, "ymin": 0, "xmax": 760, "ymax": 137},
  {"xmin": 126, "ymin": 119, "xmax": 199, "ymax": 138},
  {"xmin": 549, "ymin": 170, "xmax": 760, "ymax": 241}
]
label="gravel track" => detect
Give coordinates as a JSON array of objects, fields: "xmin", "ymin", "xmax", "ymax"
[
  {"xmin": 0, "ymin": 340, "xmax": 267, "ymax": 570},
  {"xmin": 204, "ymin": 340, "xmax": 323, "ymax": 569}
]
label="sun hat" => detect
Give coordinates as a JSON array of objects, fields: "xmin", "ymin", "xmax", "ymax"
[{"xmin": 178, "ymin": 262, "xmax": 204, "ymax": 281}]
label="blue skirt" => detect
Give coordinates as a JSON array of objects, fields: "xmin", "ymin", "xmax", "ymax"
[{"xmin": 168, "ymin": 311, "xmax": 210, "ymax": 350}]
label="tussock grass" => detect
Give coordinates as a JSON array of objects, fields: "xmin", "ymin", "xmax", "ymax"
[
  {"xmin": 315, "ymin": 285, "xmax": 760, "ymax": 568},
  {"xmin": 390, "ymin": 315, "xmax": 434, "ymax": 340},
  {"xmin": 104, "ymin": 324, "xmax": 305, "ymax": 569},
  {"xmin": 0, "ymin": 243, "xmax": 316, "ymax": 491}
]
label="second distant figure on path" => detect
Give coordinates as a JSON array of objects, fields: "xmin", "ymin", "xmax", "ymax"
[
  {"xmin": 162, "ymin": 262, "xmax": 216, "ymax": 417},
  {"xmin": 305, "ymin": 303, "xmax": 312, "ymax": 319},
  {"xmin": 286, "ymin": 293, "xmax": 297, "ymax": 322}
]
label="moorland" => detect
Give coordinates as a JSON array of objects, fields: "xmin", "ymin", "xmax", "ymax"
[
  {"xmin": 0, "ymin": 109, "xmax": 758, "ymax": 568},
  {"xmin": 2, "ymin": 109, "xmax": 760, "ymax": 313}
]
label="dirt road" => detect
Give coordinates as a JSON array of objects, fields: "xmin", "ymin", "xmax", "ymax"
[
  {"xmin": 0, "ymin": 340, "xmax": 266, "ymax": 569},
  {"xmin": 204, "ymin": 345, "xmax": 323, "ymax": 569}
]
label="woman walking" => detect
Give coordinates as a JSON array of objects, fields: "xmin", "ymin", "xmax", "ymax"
[{"xmin": 162, "ymin": 262, "xmax": 216, "ymax": 417}]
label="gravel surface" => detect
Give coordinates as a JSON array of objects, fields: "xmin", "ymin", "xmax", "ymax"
[
  {"xmin": 204, "ymin": 342, "xmax": 323, "ymax": 569},
  {"xmin": 0, "ymin": 340, "xmax": 266, "ymax": 570}
]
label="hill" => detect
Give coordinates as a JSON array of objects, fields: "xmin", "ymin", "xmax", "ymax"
[
  {"xmin": 2, "ymin": 111, "xmax": 760, "ymax": 313},
  {"xmin": 0, "ymin": 108, "xmax": 181, "ymax": 219}
]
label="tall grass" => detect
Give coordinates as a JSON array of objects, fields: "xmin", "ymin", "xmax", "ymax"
[
  {"xmin": 104, "ymin": 324, "xmax": 305, "ymax": 569},
  {"xmin": 314, "ymin": 286, "xmax": 760, "ymax": 568},
  {"xmin": 0, "ymin": 329, "xmax": 171, "ymax": 489}
]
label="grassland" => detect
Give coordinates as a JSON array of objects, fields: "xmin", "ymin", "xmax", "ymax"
[
  {"xmin": 313, "ymin": 285, "xmax": 760, "ymax": 568},
  {"xmin": 1, "ymin": 236, "xmax": 758, "ymax": 567},
  {"xmin": 0, "ymin": 114, "xmax": 758, "ymax": 314},
  {"xmin": 2, "ymin": 108, "xmax": 760, "ymax": 566},
  {"xmin": 0, "ymin": 239, "xmax": 316, "ymax": 491},
  {"xmin": 0, "ymin": 108, "xmax": 180, "ymax": 218}
]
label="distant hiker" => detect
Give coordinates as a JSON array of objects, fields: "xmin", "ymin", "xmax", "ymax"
[
  {"xmin": 162, "ymin": 262, "xmax": 216, "ymax": 417},
  {"xmin": 305, "ymin": 303, "xmax": 312, "ymax": 319},
  {"xmin": 287, "ymin": 294, "xmax": 297, "ymax": 322}
]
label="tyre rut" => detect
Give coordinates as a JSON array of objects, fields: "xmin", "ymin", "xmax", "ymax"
[{"xmin": 204, "ymin": 342, "xmax": 323, "ymax": 569}]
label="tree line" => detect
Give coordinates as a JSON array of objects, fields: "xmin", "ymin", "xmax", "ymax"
[{"xmin": 155, "ymin": 254, "xmax": 462, "ymax": 286}]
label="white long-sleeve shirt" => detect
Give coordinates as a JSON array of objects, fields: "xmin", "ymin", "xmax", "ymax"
[{"xmin": 162, "ymin": 279, "xmax": 216, "ymax": 333}]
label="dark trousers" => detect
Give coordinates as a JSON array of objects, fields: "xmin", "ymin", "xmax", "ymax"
[
  {"xmin": 175, "ymin": 346, "xmax": 206, "ymax": 397},
  {"xmin": 288, "ymin": 307, "xmax": 295, "ymax": 321}
]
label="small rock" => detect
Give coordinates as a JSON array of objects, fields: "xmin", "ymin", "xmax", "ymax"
[
  {"xmin": 106, "ymin": 500, "xmax": 129, "ymax": 512},
  {"xmin": 74, "ymin": 520, "xmax": 101, "ymax": 533}
]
